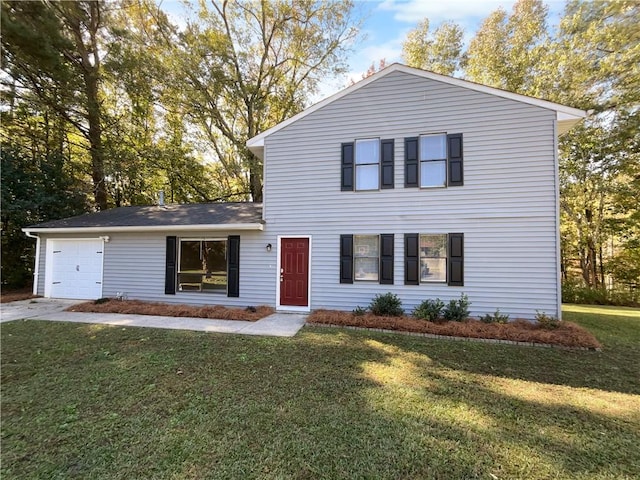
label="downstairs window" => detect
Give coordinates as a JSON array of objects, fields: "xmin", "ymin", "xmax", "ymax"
[{"xmin": 178, "ymin": 238, "xmax": 227, "ymax": 292}]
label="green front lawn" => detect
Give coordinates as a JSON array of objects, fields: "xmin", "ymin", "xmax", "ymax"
[{"xmin": 2, "ymin": 305, "xmax": 639, "ymax": 479}]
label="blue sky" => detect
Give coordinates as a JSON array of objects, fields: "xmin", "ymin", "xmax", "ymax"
[
  {"xmin": 161, "ymin": 0, "xmax": 566, "ymax": 98},
  {"xmin": 339, "ymin": 0, "xmax": 566, "ymax": 89}
]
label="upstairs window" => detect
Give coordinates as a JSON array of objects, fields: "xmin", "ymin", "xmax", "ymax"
[
  {"xmin": 342, "ymin": 139, "xmax": 394, "ymax": 191},
  {"xmin": 405, "ymin": 133, "xmax": 463, "ymax": 188},
  {"xmin": 420, "ymin": 134, "xmax": 447, "ymax": 188},
  {"xmin": 355, "ymin": 138, "xmax": 380, "ymax": 191}
]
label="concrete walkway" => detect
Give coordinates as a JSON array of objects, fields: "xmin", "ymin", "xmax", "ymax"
[{"xmin": 1, "ymin": 299, "xmax": 307, "ymax": 337}]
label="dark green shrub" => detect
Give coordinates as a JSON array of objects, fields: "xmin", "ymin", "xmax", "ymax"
[
  {"xmin": 352, "ymin": 306, "xmax": 367, "ymax": 316},
  {"xmin": 536, "ymin": 311, "xmax": 560, "ymax": 329},
  {"xmin": 413, "ymin": 298, "xmax": 444, "ymax": 321},
  {"xmin": 94, "ymin": 297, "xmax": 110, "ymax": 305},
  {"xmin": 561, "ymin": 279, "xmax": 639, "ymax": 307},
  {"xmin": 479, "ymin": 309, "xmax": 509, "ymax": 324},
  {"xmin": 442, "ymin": 294, "xmax": 470, "ymax": 322},
  {"xmin": 369, "ymin": 292, "xmax": 404, "ymax": 317}
]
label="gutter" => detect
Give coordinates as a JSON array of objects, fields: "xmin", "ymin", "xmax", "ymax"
[
  {"xmin": 24, "ymin": 231, "xmax": 40, "ymax": 296},
  {"xmin": 22, "ymin": 223, "xmax": 264, "ymax": 235}
]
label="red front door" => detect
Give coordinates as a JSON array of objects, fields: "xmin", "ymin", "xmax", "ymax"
[{"xmin": 280, "ymin": 238, "xmax": 309, "ymax": 307}]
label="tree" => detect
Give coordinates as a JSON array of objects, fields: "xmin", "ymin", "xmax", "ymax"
[
  {"xmin": 168, "ymin": 0, "xmax": 359, "ymax": 201},
  {"xmin": 0, "ymin": 143, "xmax": 88, "ymax": 288},
  {"xmin": 465, "ymin": 0, "xmax": 548, "ymax": 96},
  {"xmin": 402, "ymin": 19, "xmax": 464, "ymax": 75},
  {"xmin": 414, "ymin": 0, "xmax": 639, "ymax": 289},
  {"xmin": 2, "ymin": 1, "xmax": 109, "ymax": 210}
]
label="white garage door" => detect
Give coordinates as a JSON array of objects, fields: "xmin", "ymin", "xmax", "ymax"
[{"xmin": 47, "ymin": 239, "xmax": 104, "ymax": 299}]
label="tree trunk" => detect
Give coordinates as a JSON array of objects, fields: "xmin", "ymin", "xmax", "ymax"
[{"xmin": 85, "ymin": 68, "xmax": 107, "ymax": 210}]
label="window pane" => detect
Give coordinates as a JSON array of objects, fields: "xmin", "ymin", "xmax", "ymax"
[
  {"xmin": 354, "ymin": 235, "xmax": 379, "ymax": 257},
  {"xmin": 355, "ymin": 138, "xmax": 380, "ymax": 165},
  {"xmin": 354, "ymin": 235, "xmax": 379, "ymax": 281},
  {"xmin": 179, "ymin": 239, "xmax": 227, "ymax": 293},
  {"xmin": 202, "ymin": 241, "xmax": 227, "ymax": 291},
  {"xmin": 420, "ymin": 258, "xmax": 446, "ymax": 282},
  {"xmin": 355, "ymin": 257, "xmax": 379, "ymax": 281},
  {"xmin": 179, "ymin": 240, "xmax": 202, "ymax": 271},
  {"xmin": 420, "ymin": 134, "xmax": 446, "ymax": 160},
  {"xmin": 420, "ymin": 234, "xmax": 447, "ymax": 258},
  {"xmin": 420, "ymin": 160, "xmax": 446, "ymax": 187},
  {"xmin": 356, "ymin": 164, "xmax": 379, "ymax": 190}
]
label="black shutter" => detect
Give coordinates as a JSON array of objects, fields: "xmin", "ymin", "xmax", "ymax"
[
  {"xmin": 380, "ymin": 234, "xmax": 394, "ymax": 284},
  {"xmin": 165, "ymin": 236, "xmax": 177, "ymax": 295},
  {"xmin": 404, "ymin": 233, "xmax": 419, "ymax": 285},
  {"xmin": 404, "ymin": 137, "xmax": 419, "ymax": 187},
  {"xmin": 341, "ymin": 142, "xmax": 354, "ymax": 191},
  {"xmin": 227, "ymin": 235, "xmax": 240, "ymax": 297},
  {"xmin": 448, "ymin": 233, "xmax": 464, "ymax": 286},
  {"xmin": 381, "ymin": 139, "xmax": 394, "ymax": 189},
  {"xmin": 340, "ymin": 234, "xmax": 353, "ymax": 284},
  {"xmin": 447, "ymin": 133, "xmax": 463, "ymax": 187}
]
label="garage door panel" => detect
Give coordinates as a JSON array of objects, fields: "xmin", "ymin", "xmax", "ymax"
[{"xmin": 48, "ymin": 240, "xmax": 103, "ymax": 300}]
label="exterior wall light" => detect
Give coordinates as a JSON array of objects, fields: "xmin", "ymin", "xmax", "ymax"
[{"xmin": 266, "ymin": 243, "xmax": 272, "ymax": 252}]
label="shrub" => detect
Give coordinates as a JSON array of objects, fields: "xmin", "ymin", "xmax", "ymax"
[
  {"xmin": 479, "ymin": 309, "xmax": 509, "ymax": 324},
  {"xmin": 94, "ymin": 297, "xmax": 110, "ymax": 305},
  {"xmin": 442, "ymin": 294, "xmax": 470, "ymax": 322},
  {"xmin": 536, "ymin": 311, "xmax": 560, "ymax": 330},
  {"xmin": 413, "ymin": 298, "xmax": 444, "ymax": 321},
  {"xmin": 561, "ymin": 279, "xmax": 639, "ymax": 307},
  {"xmin": 369, "ymin": 292, "xmax": 404, "ymax": 317},
  {"xmin": 352, "ymin": 306, "xmax": 367, "ymax": 316}
]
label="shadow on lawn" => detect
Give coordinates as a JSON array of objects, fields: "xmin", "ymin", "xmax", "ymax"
[{"xmin": 2, "ymin": 321, "xmax": 639, "ymax": 479}]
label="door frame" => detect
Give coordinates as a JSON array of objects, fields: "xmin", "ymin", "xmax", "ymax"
[
  {"xmin": 44, "ymin": 237, "xmax": 105, "ymax": 299},
  {"xmin": 275, "ymin": 235, "xmax": 311, "ymax": 312}
]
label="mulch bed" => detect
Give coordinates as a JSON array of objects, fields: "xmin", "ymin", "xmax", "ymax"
[
  {"xmin": 307, "ymin": 310, "xmax": 602, "ymax": 349},
  {"xmin": 0, "ymin": 287, "xmax": 39, "ymax": 304},
  {"xmin": 67, "ymin": 299, "xmax": 274, "ymax": 322}
]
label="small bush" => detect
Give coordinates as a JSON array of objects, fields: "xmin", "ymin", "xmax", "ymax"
[
  {"xmin": 413, "ymin": 298, "xmax": 444, "ymax": 321},
  {"xmin": 369, "ymin": 292, "xmax": 403, "ymax": 317},
  {"xmin": 479, "ymin": 309, "xmax": 509, "ymax": 324},
  {"xmin": 245, "ymin": 306, "xmax": 257, "ymax": 313},
  {"xmin": 352, "ymin": 306, "xmax": 367, "ymax": 316},
  {"xmin": 536, "ymin": 311, "xmax": 560, "ymax": 330},
  {"xmin": 94, "ymin": 297, "xmax": 110, "ymax": 305},
  {"xmin": 442, "ymin": 294, "xmax": 470, "ymax": 322}
]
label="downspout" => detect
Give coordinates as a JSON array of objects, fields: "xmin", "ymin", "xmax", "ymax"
[{"xmin": 24, "ymin": 231, "xmax": 40, "ymax": 296}]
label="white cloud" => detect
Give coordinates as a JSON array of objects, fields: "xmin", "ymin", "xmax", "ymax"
[
  {"xmin": 377, "ymin": 0, "xmax": 565, "ymax": 27},
  {"xmin": 377, "ymin": 0, "xmax": 515, "ymax": 24}
]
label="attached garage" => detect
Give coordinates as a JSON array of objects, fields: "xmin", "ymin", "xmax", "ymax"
[{"xmin": 44, "ymin": 239, "xmax": 104, "ymax": 299}]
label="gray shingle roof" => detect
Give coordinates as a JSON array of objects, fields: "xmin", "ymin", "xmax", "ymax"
[{"xmin": 27, "ymin": 202, "xmax": 263, "ymax": 229}]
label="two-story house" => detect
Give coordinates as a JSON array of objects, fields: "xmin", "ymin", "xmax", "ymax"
[{"xmin": 23, "ymin": 64, "xmax": 586, "ymax": 319}]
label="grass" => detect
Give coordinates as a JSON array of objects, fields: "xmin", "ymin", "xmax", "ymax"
[{"xmin": 2, "ymin": 304, "xmax": 639, "ymax": 479}]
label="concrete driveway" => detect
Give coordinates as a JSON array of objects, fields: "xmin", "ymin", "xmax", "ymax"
[
  {"xmin": 0, "ymin": 298, "xmax": 307, "ymax": 337},
  {"xmin": 0, "ymin": 298, "xmax": 84, "ymax": 323}
]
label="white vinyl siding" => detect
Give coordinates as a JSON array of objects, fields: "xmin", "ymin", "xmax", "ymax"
[
  {"xmin": 263, "ymin": 70, "xmax": 560, "ymax": 319},
  {"xmin": 37, "ymin": 230, "xmax": 272, "ymax": 307}
]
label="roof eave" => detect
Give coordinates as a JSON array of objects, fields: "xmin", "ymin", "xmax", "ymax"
[{"xmin": 22, "ymin": 223, "xmax": 264, "ymax": 235}]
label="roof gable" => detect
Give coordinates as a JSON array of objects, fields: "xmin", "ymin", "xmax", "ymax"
[{"xmin": 247, "ymin": 63, "xmax": 587, "ymax": 158}]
